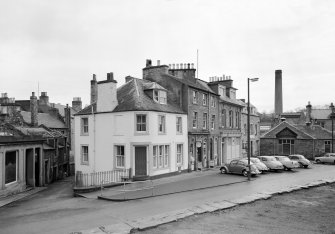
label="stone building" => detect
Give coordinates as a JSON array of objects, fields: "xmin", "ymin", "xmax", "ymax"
[
  {"xmin": 143, "ymin": 60, "xmax": 243, "ymax": 169},
  {"xmin": 0, "ymin": 92, "xmax": 71, "ymax": 182},
  {"xmin": 239, "ymin": 100, "xmax": 260, "ymax": 157},
  {"xmin": 260, "ymin": 120, "xmax": 332, "ymax": 159}
]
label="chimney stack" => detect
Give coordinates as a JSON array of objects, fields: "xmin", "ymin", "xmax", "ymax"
[
  {"xmin": 72, "ymin": 97, "xmax": 82, "ymax": 112},
  {"xmin": 90, "ymin": 74, "xmax": 98, "ymax": 104},
  {"xmin": 39, "ymin": 91, "xmax": 50, "ymax": 106},
  {"xmin": 274, "ymin": 70, "xmax": 283, "ymax": 117},
  {"xmin": 97, "ymin": 72, "xmax": 118, "ymax": 113},
  {"xmin": 30, "ymin": 92, "xmax": 38, "ymax": 127}
]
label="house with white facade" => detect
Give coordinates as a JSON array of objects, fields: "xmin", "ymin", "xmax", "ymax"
[{"xmin": 74, "ymin": 73, "xmax": 188, "ymax": 182}]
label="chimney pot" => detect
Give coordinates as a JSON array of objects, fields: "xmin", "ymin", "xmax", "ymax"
[
  {"xmin": 180, "ymin": 63, "xmax": 183, "ymax": 69},
  {"xmin": 146, "ymin": 59, "xmax": 152, "ymax": 67},
  {"xmin": 157, "ymin": 60, "xmax": 160, "ymax": 66},
  {"xmin": 176, "ymin": 64, "xmax": 179, "ymax": 69},
  {"xmin": 191, "ymin": 63, "xmax": 194, "ymax": 69},
  {"xmin": 187, "ymin": 63, "xmax": 190, "ymax": 69}
]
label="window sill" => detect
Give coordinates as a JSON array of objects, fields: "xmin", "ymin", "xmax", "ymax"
[
  {"xmin": 134, "ymin": 131, "xmax": 149, "ymax": 136},
  {"xmin": 5, "ymin": 181, "xmax": 18, "ymax": 187},
  {"xmin": 80, "ymin": 133, "xmax": 89, "ymax": 136},
  {"xmin": 158, "ymin": 132, "xmax": 166, "ymax": 135},
  {"xmin": 81, "ymin": 162, "xmax": 89, "ymax": 166}
]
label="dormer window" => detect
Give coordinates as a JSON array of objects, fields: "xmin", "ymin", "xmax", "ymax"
[
  {"xmin": 153, "ymin": 90, "xmax": 167, "ymax": 104},
  {"xmin": 153, "ymin": 90, "xmax": 159, "ymax": 102}
]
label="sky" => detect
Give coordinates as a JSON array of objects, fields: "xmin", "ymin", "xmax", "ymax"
[{"xmin": 1, "ymin": 0, "xmax": 335, "ymax": 113}]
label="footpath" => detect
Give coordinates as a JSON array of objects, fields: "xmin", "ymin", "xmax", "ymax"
[
  {"xmin": 0, "ymin": 187, "xmax": 47, "ymax": 208},
  {"xmin": 77, "ymin": 167, "xmax": 247, "ymax": 201}
]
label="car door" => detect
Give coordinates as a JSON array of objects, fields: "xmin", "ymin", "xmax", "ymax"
[{"xmin": 229, "ymin": 160, "xmax": 239, "ymax": 173}]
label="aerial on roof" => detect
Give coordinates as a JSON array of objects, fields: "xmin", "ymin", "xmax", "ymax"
[{"xmin": 75, "ymin": 77, "xmax": 185, "ymax": 116}]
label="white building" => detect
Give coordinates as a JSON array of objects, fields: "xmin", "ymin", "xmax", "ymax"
[{"xmin": 74, "ymin": 74, "xmax": 188, "ymax": 180}]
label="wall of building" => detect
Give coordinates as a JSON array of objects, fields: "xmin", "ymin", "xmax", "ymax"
[
  {"xmin": 75, "ymin": 111, "xmax": 188, "ymax": 177},
  {"xmin": 0, "ymin": 144, "xmax": 44, "ymax": 197}
]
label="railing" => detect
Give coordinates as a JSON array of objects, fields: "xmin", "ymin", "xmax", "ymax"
[{"xmin": 75, "ymin": 168, "xmax": 131, "ymax": 188}]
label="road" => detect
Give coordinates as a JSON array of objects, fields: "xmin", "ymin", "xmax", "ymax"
[{"xmin": 0, "ymin": 164, "xmax": 334, "ymax": 234}]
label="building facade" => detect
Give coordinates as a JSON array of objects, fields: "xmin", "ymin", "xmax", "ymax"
[
  {"xmin": 143, "ymin": 60, "xmax": 244, "ymax": 168},
  {"xmin": 239, "ymin": 100, "xmax": 260, "ymax": 158},
  {"xmin": 260, "ymin": 120, "xmax": 332, "ymax": 159},
  {"xmin": 74, "ymin": 74, "xmax": 188, "ymax": 180}
]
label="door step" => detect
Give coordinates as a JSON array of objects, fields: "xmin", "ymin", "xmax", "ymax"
[{"xmin": 133, "ymin": 175, "xmax": 149, "ymax": 181}]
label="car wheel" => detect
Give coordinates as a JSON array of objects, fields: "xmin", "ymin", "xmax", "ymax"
[
  {"xmin": 316, "ymin": 159, "xmax": 321, "ymax": 164},
  {"xmin": 220, "ymin": 168, "xmax": 227, "ymax": 174},
  {"xmin": 299, "ymin": 162, "xmax": 304, "ymax": 168},
  {"xmin": 303, "ymin": 165, "xmax": 308, "ymax": 168},
  {"xmin": 242, "ymin": 170, "xmax": 248, "ymax": 177},
  {"xmin": 283, "ymin": 166, "xmax": 287, "ymax": 171}
]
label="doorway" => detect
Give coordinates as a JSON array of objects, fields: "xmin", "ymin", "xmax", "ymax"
[
  {"xmin": 26, "ymin": 148, "xmax": 34, "ymax": 187},
  {"xmin": 134, "ymin": 146, "xmax": 147, "ymax": 176}
]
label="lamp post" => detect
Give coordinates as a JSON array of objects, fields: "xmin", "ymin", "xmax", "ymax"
[
  {"xmin": 330, "ymin": 103, "xmax": 334, "ymax": 153},
  {"xmin": 247, "ymin": 78, "xmax": 259, "ymax": 181}
]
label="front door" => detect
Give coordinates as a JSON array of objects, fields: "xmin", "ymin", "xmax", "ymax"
[{"xmin": 135, "ymin": 146, "xmax": 147, "ymax": 176}]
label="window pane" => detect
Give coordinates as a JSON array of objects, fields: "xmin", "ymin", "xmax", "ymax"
[{"xmin": 5, "ymin": 151, "xmax": 17, "ymax": 184}]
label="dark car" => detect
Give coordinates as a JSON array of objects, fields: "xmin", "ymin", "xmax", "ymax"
[{"xmin": 220, "ymin": 159, "xmax": 260, "ymax": 177}]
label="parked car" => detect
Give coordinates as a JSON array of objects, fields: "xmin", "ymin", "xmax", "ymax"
[
  {"xmin": 288, "ymin": 154, "xmax": 312, "ymax": 168},
  {"xmin": 220, "ymin": 159, "xmax": 261, "ymax": 177},
  {"xmin": 315, "ymin": 153, "xmax": 335, "ymax": 164},
  {"xmin": 258, "ymin": 156, "xmax": 284, "ymax": 171},
  {"xmin": 274, "ymin": 156, "xmax": 299, "ymax": 170},
  {"xmin": 250, "ymin": 157, "xmax": 269, "ymax": 173}
]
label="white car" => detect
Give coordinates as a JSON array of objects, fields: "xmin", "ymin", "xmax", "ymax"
[
  {"xmin": 315, "ymin": 153, "xmax": 335, "ymax": 164},
  {"xmin": 250, "ymin": 157, "xmax": 269, "ymax": 173},
  {"xmin": 258, "ymin": 156, "xmax": 284, "ymax": 171},
  {"xmin": 274, "ymin": 156, "xmax": 299, "ymax": 170},
  {"xmin": 288, "ymin": 155, "xmax": 312, "ymax": 168}
]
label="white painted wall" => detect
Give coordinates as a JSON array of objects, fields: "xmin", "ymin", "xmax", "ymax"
[
  {"xmin": 96, "ymin": 82, "xmax": 118, "ymax": 113},
  {"xmin": 74, "ymin": 111, "xmax": 188, "ymax": 177}
]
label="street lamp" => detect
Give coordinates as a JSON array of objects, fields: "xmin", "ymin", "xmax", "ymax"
[
  {"xmin": 330, "ymin": 103, "xmax": 334, "ymax": 153},
  {"xmin": 247, "ymin": 78, "xmax": 259, "ymax": 181}
]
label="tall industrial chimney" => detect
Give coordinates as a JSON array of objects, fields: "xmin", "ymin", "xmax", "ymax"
[{"xmin": 274, "ymin": 70, "xmax": 283, "ymax": 117}]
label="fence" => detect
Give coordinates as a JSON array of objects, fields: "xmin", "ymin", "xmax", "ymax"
[{"xmin": 75, "ymin": 168, "xmax": 131, "ymax": 188}]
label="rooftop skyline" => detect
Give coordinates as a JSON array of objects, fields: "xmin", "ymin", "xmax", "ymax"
[{"xmin": 1, "ymin": 0, "xmax": 334, "ymax": 113}]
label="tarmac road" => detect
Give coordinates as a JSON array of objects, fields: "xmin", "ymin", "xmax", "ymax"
[{"xmin": 0, "ymin": 164, "xmax": 334, "ymax": 234}]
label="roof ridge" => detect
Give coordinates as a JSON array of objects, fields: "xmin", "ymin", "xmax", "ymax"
[{"xmin": 134, "ymin": 78, "xmax": 140, "ymax": 97}]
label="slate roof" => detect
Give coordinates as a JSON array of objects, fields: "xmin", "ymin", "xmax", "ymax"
[
  {"xmin": 311, "ymin": 109, "xmax": 331, "ymax": 120},
  {"xmin": 76, "ymin": 77, "xmax": 185, "ymax": 116},
  {"xmin": 261, "ymin": 121, "xmax": 332, "ymax": 140},
  {"xmin": 20, "ymin": 111, "xmax": 67, "ymax": 129},
  {"xmin": 261, "ymin": 121, "xmax": 314, "ymax": 139},
  {"xmin": 161, "ymin": 74, "xmax": 217, "ymax": 95},
  {"xmin": 295, "ymin": 125, "xmax": 332, "ymax": 140}
]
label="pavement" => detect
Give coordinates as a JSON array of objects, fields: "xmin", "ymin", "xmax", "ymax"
[
  {"xmin": 1, "ymin": 164, "xmax": 335, "ymax": 234},
  {"xmin": 77, "ymin": 167, "xmax": 247, "ymax": 201},
  {"xmin": 0, "ymin": 187, "xmax": 47, "ymax": 208}
]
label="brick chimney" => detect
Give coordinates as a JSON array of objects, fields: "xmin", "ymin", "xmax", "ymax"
[
  {"xmin": 72, "ymin": 97, "xmax": 82, "ymax": 112},
  {"xmin": 306, "ymin": 101, "xmax": 312, "ymax": 125},
  {"xmin": 30, "ymin": 92, "xmax": 38, "ymax": 127},
  {"xmin": 90, "ymin": 74, "xmax": 98, "ymax": 104},
  {"xmin": 97, "ymin": 72, "xmax": 118, "ymax": 113},
  {"xmin": 274, "ymin": 70, "xmax": 283, "ymax": 117},
  {"xmin": 39, "ymin": 92, "xmax": 50, "ymax": 106}
]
